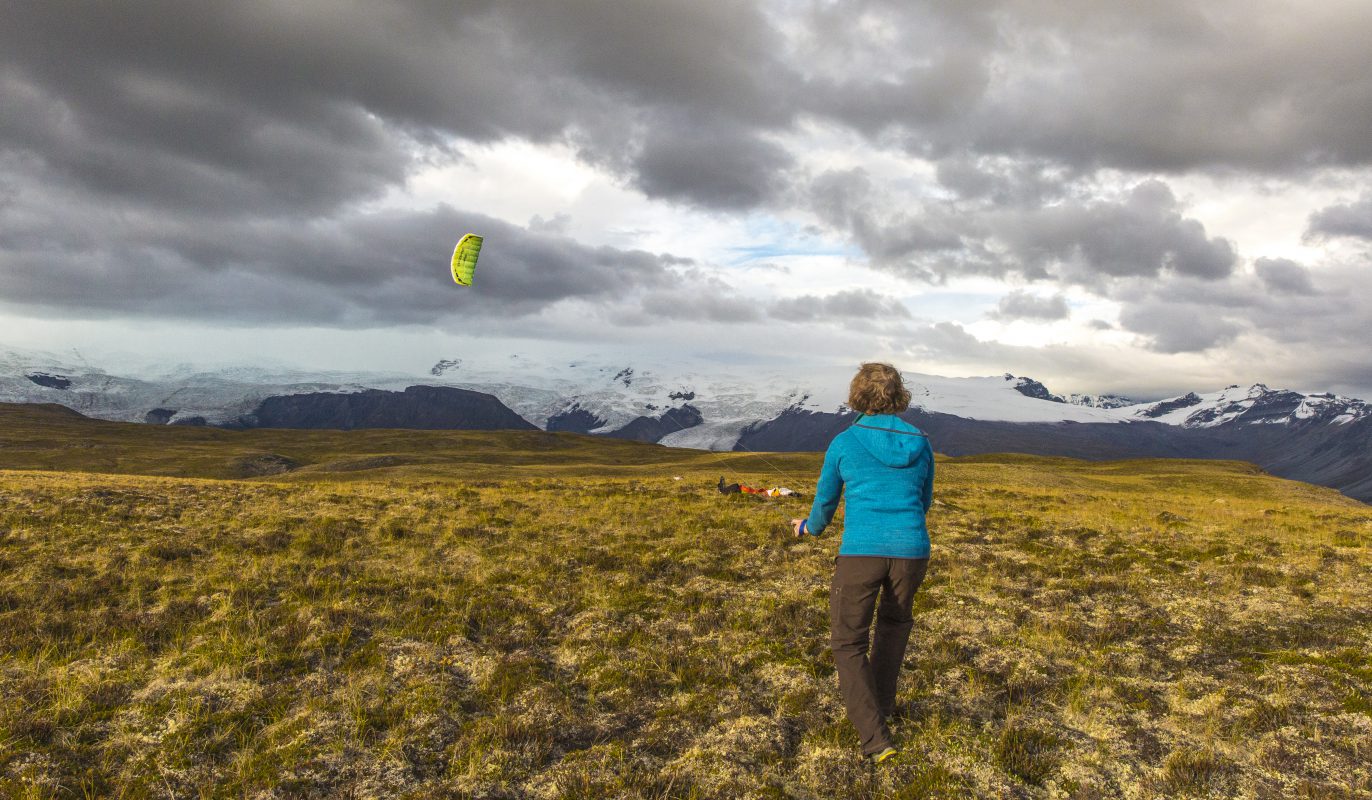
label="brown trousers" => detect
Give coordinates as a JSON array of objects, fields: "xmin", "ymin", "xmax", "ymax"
[{"xmin": 829, "ymin": 555, "xmax": 930, "ymax": 755}]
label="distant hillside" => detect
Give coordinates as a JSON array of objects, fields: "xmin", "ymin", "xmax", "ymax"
[
  {"xmin": 237, "ymin": 385, "xmax": 537, "ymax": 432},
  {"xmin": 0, "ymin": 403, "xmax": 784, "ymax": 481},
  {"xmin": 738, "ymin": 407, "xmax": 1372, "ymax": 504}
]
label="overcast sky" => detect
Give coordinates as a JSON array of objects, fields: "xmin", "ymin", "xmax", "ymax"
[{"xmin": 2, "ymin": 0, "xmax": 1371, "ymax": 400}]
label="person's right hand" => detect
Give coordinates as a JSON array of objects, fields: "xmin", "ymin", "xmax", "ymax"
[{"xmin": 790, "ymin": 518, "xmax": 806, "ymax": 537}]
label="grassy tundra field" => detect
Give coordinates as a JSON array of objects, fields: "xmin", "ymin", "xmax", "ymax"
[{"xmin": 1, "ymin": 404, "xmax": 1370, "ymax": 798}]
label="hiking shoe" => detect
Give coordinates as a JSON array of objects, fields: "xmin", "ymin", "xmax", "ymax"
[{"xmin": 868, "ymin": 746, "xmax": 898, "ymax": 765}]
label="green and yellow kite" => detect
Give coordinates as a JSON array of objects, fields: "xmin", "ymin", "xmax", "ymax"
[{"xmin": 450, "ymin": 234, "xmax": 483, "ymax": 286}]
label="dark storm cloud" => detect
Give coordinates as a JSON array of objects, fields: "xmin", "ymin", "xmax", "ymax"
[
  {"xmin": 7, "ymin": 0, "xmax": 1364, "ymax": 221},
  {"xmin": 1108, "ymin": 256, "xmax": 1369, "ymax": 363},
  {"xmin": 917, "ymin": 321, "xmax": 990, "ymax": 359},
  {"xmin": 1216, "ymin": 265, "xmax": 1369, "ymax": 348},
  {"xmin": 893, "ymin": 250, "xmax": 1372, "ymax": 396},
  {"xmin": 992, "ymin": 181, "xmax": 1237, "ymax": 284},
  {"xmin": 933, "ymin": 158, "xmax": 1069, "ymax": 207},
  {"xmin": 787, "ymin": 0, "xmax": 997, "ymax": 141},
  {"xmin": 808, "ymin": 168, "xmax": 965, "ymax": 275},
  {"xmin": 809, "ymin": 173, "xmax": 1235, "ymax": 288},
  {"xmin": 768, "ymin": 288, "xmax": 911, "ymax": 322},
  {"xmin": 0, "ymin": 67, "xmax": 408, "ymax": 218},
  {"xmin": 1307, "ymin": 193, "xmax": 1372, "ymax": 241},
  {"xmin": 0, "ymin": 0, "xmax": 796, "ymax": 219},
  {"xmin": 1106, "ymin": 278, "xmax": 1241, "ymax": 349},
  {"xmin": 4, "ymin": 0, "xmax": 1372, "ymax": 334},
  {"xmin": 0, "ymin": 0, "xmax": 803, "ymax": 324},
  {"xmin": 632, "ymin": 120, "xmax": 794, "ymax": 209},
  {"xmin": 1118, "ymin": 301, "xmax": 1244, "ymax": 354},
  {"xmin": 5, "ymin": 1, "xmax": 1372, "ymax": 219},
  {"xmin": 1253, "ymin": 257, "xmax": 1317, "ymax": 296},
  {"xmin": 0, "ymin": 187, "xmax": 684, "ymax": 325},
  {"xmin": 796, "ymin": 1, "xmax": 1372, "ymax": 172},
  {"xmin": 988, "ymin": 291, "xmax": 1070, "ymax": 322}
]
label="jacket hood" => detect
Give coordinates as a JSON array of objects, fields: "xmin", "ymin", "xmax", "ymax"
[{"xmin": 848, "ymin": 414, "xmax": 928, "ymax": 468}]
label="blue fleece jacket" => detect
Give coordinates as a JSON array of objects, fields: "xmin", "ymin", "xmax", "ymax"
[{"xmin": 804, "ymin": 414, "xmax": 934, "ymax": 558}]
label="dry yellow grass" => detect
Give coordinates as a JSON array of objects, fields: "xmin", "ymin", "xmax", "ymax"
[{"xmin": 1, "ymin": 406, "xmax": 1370, "ymax": 798}]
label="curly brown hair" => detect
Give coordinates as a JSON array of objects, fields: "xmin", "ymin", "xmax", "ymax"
[{"xmin": 848, "ymin": 362, "xmax": 911, "ymax": 415}]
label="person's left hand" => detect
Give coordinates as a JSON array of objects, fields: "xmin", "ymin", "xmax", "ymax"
[{"xmin": 790, "ymin": 518, "xmax": 806, "ymax": 537}]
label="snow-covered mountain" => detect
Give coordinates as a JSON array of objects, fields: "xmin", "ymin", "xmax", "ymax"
[
  {"xmin": 3, "ymin": 345, "xmax": 1367, "ymax": 442},
  {"xmin": 1115, "ymin": 384, "xmax": 1372, "ymax": 428},
  {"xmin": 0, "ymin": 348, "xmax": 422, "ymax": 425},
  {"xmin": 0, "ymin": 347, "xmax": 1149, "ymax": 440},
  {"xmin": 1065, "ymin": 393, "xmax": 1135, "ymax": 409},
  {"xmin": 5, "ymin": 345, "xmax": 1371, "ymax": 501}
]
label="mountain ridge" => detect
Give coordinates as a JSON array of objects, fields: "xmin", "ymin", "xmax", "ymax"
[{"xmin": 3, "ymin": 347, "xmax": 1369, "ymax": 501}]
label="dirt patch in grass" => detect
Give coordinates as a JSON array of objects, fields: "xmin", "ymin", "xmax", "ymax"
[{"xmin": 228, "ymin": 452, "xmax": 299, "ymax": 477}]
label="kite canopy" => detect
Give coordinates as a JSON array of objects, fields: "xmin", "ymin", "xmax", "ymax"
[{"xmin": 451, "ymin": 234, "xmax": 483, "ymax": 286}]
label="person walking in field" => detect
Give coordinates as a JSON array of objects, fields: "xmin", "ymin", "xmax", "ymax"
[{"xmin": 791, "ymin": 362, "xmax": 934, "ymax": 764}]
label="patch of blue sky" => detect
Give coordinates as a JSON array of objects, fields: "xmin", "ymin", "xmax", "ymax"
[
  {"xmin": 905, "ymin": 290, "xmax": 1005, "ymax": 323},
  {"xmin": 722, "ymin": 217, "xmax": 859, "ymax": 266}
]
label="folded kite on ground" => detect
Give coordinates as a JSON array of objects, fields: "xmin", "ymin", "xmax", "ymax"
[{"xmin": 718, "ymin": 476, "xmax": 801, "ymax": 499}]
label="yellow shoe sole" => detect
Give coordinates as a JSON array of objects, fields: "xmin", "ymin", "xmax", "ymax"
[{"xmin": 870, "ymin": 747, "xmax": 898, "ymax": 764}]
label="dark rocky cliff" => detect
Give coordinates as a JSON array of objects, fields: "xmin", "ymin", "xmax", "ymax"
[
  {"xmin": 603, "ymin": 405, "xmax": 702, "ymax": 443},
  {"xmin": 238, "ymin": 385, "xmax": 537, "ymax": 431}
]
